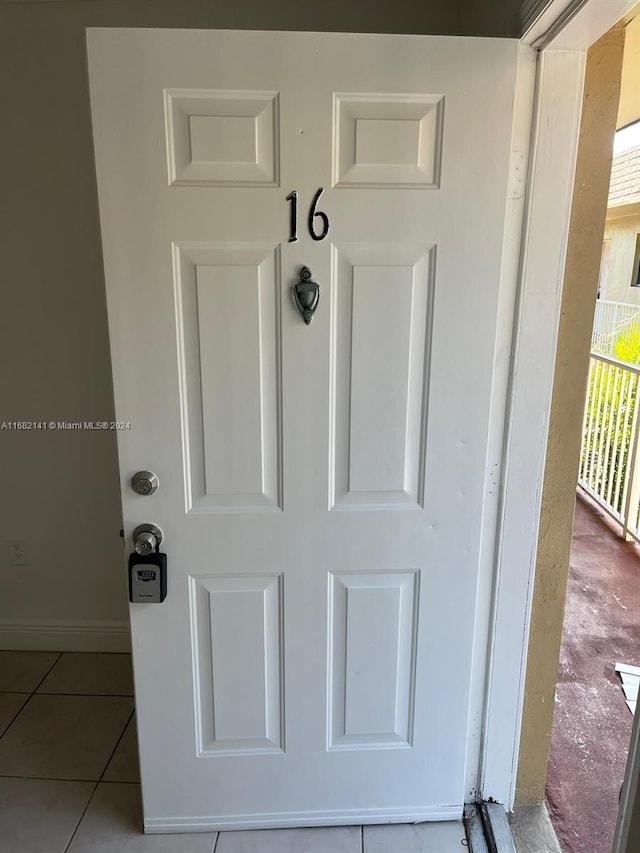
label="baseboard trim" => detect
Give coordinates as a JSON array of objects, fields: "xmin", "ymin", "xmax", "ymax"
[
  {"xmin": 0, "ymin": 620, "xmax": 131, "ymax": 652},
  {"xmin": 144, "ymin": 805, "xmax": 462, "ymax": 833}
]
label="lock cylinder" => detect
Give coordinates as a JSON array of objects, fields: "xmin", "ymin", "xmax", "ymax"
[
  {"xmin": 134, "ymin": 530, "xmax": 157, "ymax": 555},
  {"xmin": 132, "ymin": 523, "xmax": 163, "ymax": 555},
  {"xmin": 131, "ymin": 470, "xmax": 159, "ymax": 496}
]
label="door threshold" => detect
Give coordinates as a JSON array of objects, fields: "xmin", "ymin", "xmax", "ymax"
[{"xmin": 465, "ymin": 803, "xmax": 516, "ymax": 853}]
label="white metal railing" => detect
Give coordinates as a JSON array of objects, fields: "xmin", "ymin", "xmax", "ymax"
[
  {"xmin": 579, "ymin": 352, "xmax": 640, "ymax": 540},
  {"xmin": 592, "ymin": 300, "xmax": 640, "ymax": 354}
]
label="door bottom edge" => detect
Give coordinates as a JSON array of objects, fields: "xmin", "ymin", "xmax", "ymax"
[{"xmin": 143, "ymin": 805, "xmax": 463, "ymax": 833}]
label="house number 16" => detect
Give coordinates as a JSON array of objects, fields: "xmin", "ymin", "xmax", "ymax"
[{"xmin": 286, "ymin": 188, "xmax": 330, "ymax": 243}]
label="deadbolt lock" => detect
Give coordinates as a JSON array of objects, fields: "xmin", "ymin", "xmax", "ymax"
[{"xmin": 131, "ymin": 470, "xmax": 159, "ymax": 496}]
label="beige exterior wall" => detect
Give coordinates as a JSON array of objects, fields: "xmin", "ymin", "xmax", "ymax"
[
  {"xmin": 601, "ymin": 211, "xmax": 640, "ymax": 303},
  {"xmin": 618, "ymin": 14, "xmax": 640, "ymax": 129},
  {"xmin": 515, "ymin": 25, "xmax": 626, "ymax": 805}
]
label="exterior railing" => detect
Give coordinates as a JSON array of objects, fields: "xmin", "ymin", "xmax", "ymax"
[
  {"xmin": 579, "ymin": 352, "xmax": 640, "ymax": 540},
  {"xmin": 592, "ymin": 299, "xmax": 640, "ymax": 354}
]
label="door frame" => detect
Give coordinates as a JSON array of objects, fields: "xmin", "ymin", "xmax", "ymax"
[{"xmin": 483, "ymin": 0, "xmax": 636, "ymax": 809}]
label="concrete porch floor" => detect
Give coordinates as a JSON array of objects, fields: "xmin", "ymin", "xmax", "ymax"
[{"xmin": 545, "ymin": 496, "xmax": 640, "ymax": 853}]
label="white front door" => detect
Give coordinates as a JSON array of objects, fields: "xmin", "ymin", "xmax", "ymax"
[{"xmin": 88, "ymin": 28, "xmax": 522, "ymax": 832}]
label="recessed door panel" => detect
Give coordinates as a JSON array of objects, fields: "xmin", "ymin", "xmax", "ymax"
[
  {"xmin": 165, "ymin": 89, "xmax": 279, "ymax": 186},
  {"xmin": 190, "ymin": 574, "xmax": 283, "ymax": 755},
  {"xmin": 328, "ymin": 572, "xmax": 419, "ymax": 749},
  {"xmin": 331, "ymin": 245, "xmax": 434, "ymax": 509},
  {"xmin": 332, "ymin": 93, "xmax": 444, "ymax": 188},
  {"xmin": 174, "ymin": 244, "xmax": 282, "ymax": 512}
]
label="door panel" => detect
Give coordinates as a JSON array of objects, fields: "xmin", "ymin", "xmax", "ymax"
[
  {"xmin": 190, "ymin": 574, "xmax": 283, "ymax": 754},
  {"xmin": 332, "ymin": 93, "xmax": 443, "ymax": 188},
  {"xmin": 331, "ymin": 245, "xmax": 433, "ymax": 508},
  {"xmin": 328, "ymin": 571, "xmax": 418, "ymax": 749},
  {"xmin": 88, "ymin": 28, "xmax": 520, "ymax": 831},
  {"xmin": 175, "ymin": 243, "xmax": 282, "ymax": 511},
  {"xmin": 166, "ymin": 89, "xmax": 280, "ymax": 186}
]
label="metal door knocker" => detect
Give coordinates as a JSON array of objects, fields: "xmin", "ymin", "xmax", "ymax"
[{"xmin": 292, "ymin": 266, "xmax": 319, "ymax": 325}]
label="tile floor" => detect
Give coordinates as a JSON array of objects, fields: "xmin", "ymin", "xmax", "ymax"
[{"xmin": 0, "ymin": 651, "xmax": 468, "ymax": 852}]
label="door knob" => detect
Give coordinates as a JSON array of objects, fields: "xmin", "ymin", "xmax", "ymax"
[
  {"xmin": 132, "ymin": 523, "xmax": 163, "ymax": 555},
  {"xmin": 131, "ymin": 470, "xmax": 159, "ymax": 496}
]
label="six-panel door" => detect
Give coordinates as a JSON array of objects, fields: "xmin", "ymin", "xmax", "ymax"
[{"xmin": 88, "ymin": 28, "xmax": 520, "ymax": 831}]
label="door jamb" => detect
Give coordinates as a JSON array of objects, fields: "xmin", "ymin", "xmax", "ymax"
[{"xmin": 482, "ymin": 0, "xmax": 632, "ymax": 809}]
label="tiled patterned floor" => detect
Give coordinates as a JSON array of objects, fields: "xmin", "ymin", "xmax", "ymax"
[{"xmin": 0, "ymin": 651, "xmax": 467, "ymax": 852}]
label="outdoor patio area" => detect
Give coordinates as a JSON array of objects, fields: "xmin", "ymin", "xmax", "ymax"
[{"xmin": 546, "ymin": 495, "xmax": 640, "ymax": 853}]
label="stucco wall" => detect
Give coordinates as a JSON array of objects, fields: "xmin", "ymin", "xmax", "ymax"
[
  {"xmin": 618, "ymin": 14, "xmax": 640, "ymax": 129},
  {"xmin": 515, "ymin": 24, "xmax": 625, "ymax": 805},
  {"xmin": 601, "ymin": 211, "xmax": 640, "ymax": 304}
]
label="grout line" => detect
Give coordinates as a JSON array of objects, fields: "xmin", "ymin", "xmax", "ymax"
[
  {"xmin": 31, "ymin": 652, "xmax": 64, "ymax": 693},
  {"xmin": 63, "ymin": 780, "xmax": 100, "ymax": 853},
  {"xmin": 0, "ymin": 694, "xmax": 32, "ymax": 741},
  {"xmin": 35, "ymin": 692, "xmax": 134, "ymax": 698},
  {"xmin": 0, "ymin": 773, "xmax": 104, "ymax": 783},
  {"xmin": 99, "ymin": 708, "xmax": 135, "ymax": 783},
  {"xmin": 0, "ymin": 692, "xmax": 38, "ymax": 742},
  {"xmin": 48, "ymin": 652, "xmax": 131, "ymax": 657}
]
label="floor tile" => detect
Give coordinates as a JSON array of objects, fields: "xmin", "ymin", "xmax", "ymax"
[
  {"xmin": 216, "ymin": 825, "xmax": 361, "ymax": 852},
  {"xmin": 363, "ymin": 821, "xmax": 467, "ymax": 852},
  {"xmin": 67, "ymin": 783, "xmax": 217, "ymax": 852},
  {"xmin": 0, "ymin": 694, "xmax": 132, "ymax": 780},
  {"xmin": 0, "ymin": 650, "xmax": 59, "ymax": 692},
  {"xmin": 37, "ymin": 653, "xmax": 134, "ymax": 696},
  {"xmin": 0, "ymin": 692, "xmax": 30, "ymax": 736},
  {"xmin": 103, "ymin": 716, "xmax": 139, "ymax": 783},
  {"xmin": 0, "ymin": 776, "xmax": 94, "ymax": 853}
]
